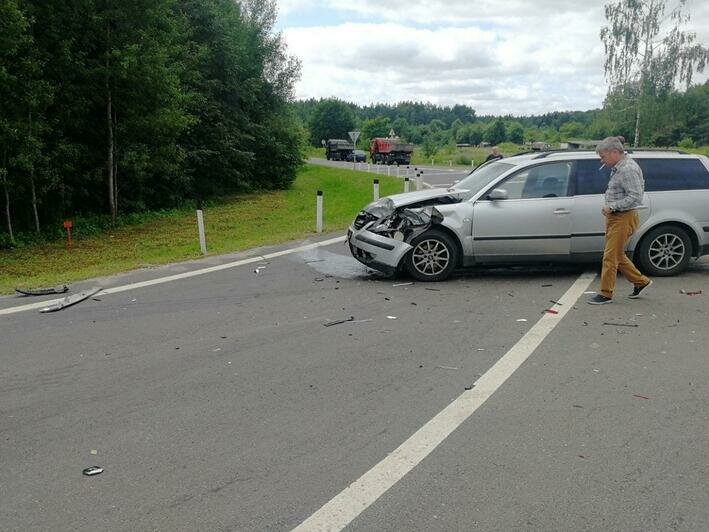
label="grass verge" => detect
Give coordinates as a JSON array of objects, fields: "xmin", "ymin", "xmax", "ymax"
[{"xmin": 0, "ymin": 164, "xmax": 403, "ymax": 294}]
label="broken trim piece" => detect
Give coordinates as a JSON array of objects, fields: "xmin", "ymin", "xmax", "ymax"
[
  {"xmin": 39, "ymin": 287, "xmax": 102, "ymax": 313},
  {"xmin": 15, "ymin": 285, "xmax": 69, "ymax": 296}
]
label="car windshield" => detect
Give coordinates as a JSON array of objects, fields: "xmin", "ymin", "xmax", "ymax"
[{"xmin": 451, "ymin": 162, "xmax": 514, "ymax": 200}]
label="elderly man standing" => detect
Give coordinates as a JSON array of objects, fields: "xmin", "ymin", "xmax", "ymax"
[{"xmin": 588, "ymin": 136, "xmax": 652, "ymax": 305}]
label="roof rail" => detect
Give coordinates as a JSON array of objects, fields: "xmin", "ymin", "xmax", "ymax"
[
  {"xmin": 531, "ymin": 148, "xmax": 690, "ymax": 159},
  {"xmin": 625, "ymin": 148, "xmax": 688, "ymax": 154}
]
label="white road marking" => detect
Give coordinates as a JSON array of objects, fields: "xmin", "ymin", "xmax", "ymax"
[
  {"xmin": 0, "ymin": 236, "xmax": 345, "ymax": 316},
  {"xmin": 293, "ymin": 271, "xmax": 596, "ymax": 532}
]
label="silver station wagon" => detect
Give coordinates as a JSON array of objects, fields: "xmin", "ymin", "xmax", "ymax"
[{"xmin": 347, "ymin": 150, "xmax": 709, "ymax": 281}]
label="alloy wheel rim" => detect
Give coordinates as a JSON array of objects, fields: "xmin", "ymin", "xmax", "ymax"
[
  {"xmin": 412, "ymin": 239, "xmax": 450, "ymax": 275},
  {"xmin": 648, "ymin": 233, "xmax": 685, "ymax": 271}
]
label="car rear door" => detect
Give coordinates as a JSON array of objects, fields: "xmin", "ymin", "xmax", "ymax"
[{"xmin": 472, "ymin": 161, "xmax": 573, "ymax": 262}]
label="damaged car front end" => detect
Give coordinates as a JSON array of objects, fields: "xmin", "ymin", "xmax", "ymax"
[{"xmin": 347, "ymin": 191, "xmax": 463, "ymax": 277}]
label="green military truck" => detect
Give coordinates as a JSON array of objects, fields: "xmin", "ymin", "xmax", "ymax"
[{"xmin": 325, "ymin": 139, "xmax": 354, "ymax": 161}]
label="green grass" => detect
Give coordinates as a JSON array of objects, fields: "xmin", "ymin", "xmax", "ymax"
[
  {"xmin": 410, "ymin": 143, "xmax": 524, "ymax": 167},
  {"xmin": 0, "ymin": 164, "xmax": 404, "ymax": 294}
]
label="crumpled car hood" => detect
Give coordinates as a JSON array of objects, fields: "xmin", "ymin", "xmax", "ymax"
[
  {"xmin": 362, "ymin": 188, "xmax": 467, "ymax": 217},
  {"xmin": 385, "ymin": 188, "xmax": 467, "ymax": 208}
]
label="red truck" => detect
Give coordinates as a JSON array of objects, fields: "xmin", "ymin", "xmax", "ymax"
[{"xmin": 369, "ymin": 137, "xmax": 414, "ymax": 165}]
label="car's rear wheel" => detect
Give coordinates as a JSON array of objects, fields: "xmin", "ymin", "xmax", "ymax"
[
  {"xmin": 405, "ymin": 230, "xmax": 458, "ymax": 282},
  {"xmin": 636, "ymin": 225, "xmax": 692, "ymax": 276}
]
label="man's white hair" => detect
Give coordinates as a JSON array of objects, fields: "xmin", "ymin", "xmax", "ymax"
[{"xmin": 596, "ymin": 136, "xmax": 625, "ymax": 153}]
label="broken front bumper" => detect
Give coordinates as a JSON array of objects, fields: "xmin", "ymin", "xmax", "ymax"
[{"xmin": 347, "ymin": 226, "xmax": 413, "ymax": 274}]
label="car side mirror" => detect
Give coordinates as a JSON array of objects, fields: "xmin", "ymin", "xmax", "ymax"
[{"xmin": 488, "ymin": 188, "xmax": 508, "ymax": 200}]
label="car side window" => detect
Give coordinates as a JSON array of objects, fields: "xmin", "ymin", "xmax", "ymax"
[
  {"xmin": 574, "ymin": 159, "xmax": 611, "ymax": 195},
  {"xmin": 500, "ymin": 162, "xmax": 572, "ymax": 199},
  {"xmin": 635, "ymin": 158, "xmax": 709, "ymax": 191}
]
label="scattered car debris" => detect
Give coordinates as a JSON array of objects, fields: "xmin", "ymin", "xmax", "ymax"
[
  {"xmin": 464, "ymin": 385, "xmax": 474, "ymax": 390},
  {"xmin": 583, "ymin": 291, "xmax": 595, "ymax": 294},
  {"xmin": 436, "ymin": 365, "xmax": 460, "ymax": 371},
  {"xmin": 386, "ymin": 316, "xmax": 398, "ymax": 320},
  {"xmin": 541, "ymin": 284, "xmax": 553, "ymax": 287},
  {"xmin": 516, "ymin": 318, "xmax": 528, "ymax": 322},
  {"xmin": 549, "ymin": 299, "xmax": 562, "ymax": 305},
  {"xmin": 424, "ymin": 287, "xmax": 441, "ymax": 292},
  {"xmin": 254, "ymin": 266, "xmax": 266, "ymax": 274},
  {"xmin": 90, "ymin": 450, "xmax": 98, "ymax": 455},
  {"xmin": 39, "ymin": 287, "xmax": 102, "ymax": 313},
  {"xmin": 543, "ymin": 309, "xmax": 559, "ymax": 315},
  {"xmin": 679, "ymin": 289, "xmax": 703, "ymax": 295},
  {"xmin": 15, "ymin": 285, "xmax": 69, "ymax": 296},
  {"xmin": 350, "ymin": 318, "xmax": 372, "ymax": 323},
  {"xmin": 304, "ymin": 259, "xmax": 325, "ymax": 264},
  {"xmin": 323, "ymin": 316, "xmax": 355, "ymax": 327},
  {"xmin": 632, "ymin": 394, "xmax": 649, "ymax": 400},
  {"xmin": 314, "ymin": 278, "xmax": 324, "ymax": 282},
  {"xmin": 602, "ymin": 322, "xmax": 639, "ymax": 327},
  {"xmin": 82, "ymin": 466, "xmax": 103, "ymax": 476},
  {"xmin": 572, "ymin": 405, "xmax": 584, "ymax": 409},
  {"xmin": 392, "ymin": 282, "xmax": 413, "ymax": 287}
]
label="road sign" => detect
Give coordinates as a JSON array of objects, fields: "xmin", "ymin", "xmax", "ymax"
[
  {"xmin": 348, "ymin": 131, "xmax": 360, "ymax": 145},
  {"xmin": 389, "ymin": 128, "xmax": 396, "ymax": 137}
]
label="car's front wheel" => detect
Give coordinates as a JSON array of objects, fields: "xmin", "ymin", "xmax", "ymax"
[
  {"xmin": 404, "ymin": 230, "xmax": 458, "ymax": 281},
  {"xmin": 636, "ymin": 225, "xmax": 692, "ymax": 276}
]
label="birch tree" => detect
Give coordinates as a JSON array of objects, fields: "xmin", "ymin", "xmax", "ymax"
[{"xmin": 600, "ymin": 0, "xmax": 709, "ymax": 146}]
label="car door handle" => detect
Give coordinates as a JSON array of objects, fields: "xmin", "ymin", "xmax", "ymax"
[{"xmin": 553, "ymin": 208, "xmax": 571, "ymax": 215}]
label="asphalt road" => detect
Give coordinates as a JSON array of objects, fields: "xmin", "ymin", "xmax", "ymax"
[
  {"xmin": 307, "ymin": 158, "xmax": 471, "ymax": 188},
  {"xmin": 1, "ymin": 234, "xmax": 707, "ymax": 531}
]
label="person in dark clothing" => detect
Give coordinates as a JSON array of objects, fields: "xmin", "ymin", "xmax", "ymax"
[{"xmin": 485, "ymin": 146, "xmax": 503, "ymax": 162}]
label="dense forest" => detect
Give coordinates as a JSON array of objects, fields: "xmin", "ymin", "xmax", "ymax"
[
  {"xmin": 294, "ymin": 80, "xmax": 709, "ymax": 154},
  {"xmin": 0, "ymin": 0, "xmax": 304, "ymax": 246}
]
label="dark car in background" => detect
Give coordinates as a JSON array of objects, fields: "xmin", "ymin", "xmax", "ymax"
[{"xmin": 346, "ymin": 150, "xmax": 367, "ymax": 163}]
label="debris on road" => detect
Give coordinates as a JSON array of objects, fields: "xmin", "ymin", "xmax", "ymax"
[
  {"xmin": 549, "ymin": 299, "xmax": 562, "ymax": 306},
  {"xmin": 679, "ymin": 289, "xmax": 703, "ymax": 295},
  {"xmin": 632, "ymin": 394, "xmax": 649, "ymax": 400},
  {"xmin": 392, "ymin": 282, "xmax": 414, "ymax": 287},
  {"xmin": 39, "ymin": 287, "xmax": 102, "ymax": 313},
  {"xmin": 82, "ymin": 466, "xmax": 103, "ymax": 476},
  {"xmin": 304, "ymin": 259, "xmax": 325, "ymax": 264},
  {"xmin": 424, "ymin": 288, "xmax": 440, "ymax": 291},
  {"xmin": 386, "ymin": 315, "xmax": 398, "ymax": 320},
  {"xmin": 350, "ymin": 318, "xmax": 372, "ymax": 323},
  {"xmin": 323, "ymin": 316, "xmax": 355, "ymax": 327},
  {"xmin": 464, "ymin": 385, "xmax": 474, "ymax": 390},
  {"xmin": 436, "ymin": 365, "xmax": 460, "ymax": 371},
  {"xmin": 541, "ymin": 284, "xmax": 553, "ymax": 287},
  {"xmin": 516, "ymin": 318, "xmax": 528, "ymax": 322},
  {"xmin": 90, "ymin": 450, "xmax": 98, "ymax": 455},
  {"xmin": 543, "ymin": 309, "xmax": 559, "ymax": 315},
  {"xmin": 602, "ymin": 322, "xmax": 639, "ymax": 327},
  {"xmin": 583, "ymin": 291, "xmax": 595, "ymax": 294},
  {"xmin": 15, "ymin": 285, "xmax": 69, "ymax": 296},
  {"xmin": 314, "ymin": 278, "xmax": 324, "ymax": 282}
]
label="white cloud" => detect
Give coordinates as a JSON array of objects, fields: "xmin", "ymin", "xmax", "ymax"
[{"xmin": 278, "ymin": 0, "xmax": 709, "ymax": 115}]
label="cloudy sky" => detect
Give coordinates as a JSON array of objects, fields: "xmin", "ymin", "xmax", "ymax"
[{"xmin": 275, "ymin": 0, "xmax": 709, "ymax": 116}]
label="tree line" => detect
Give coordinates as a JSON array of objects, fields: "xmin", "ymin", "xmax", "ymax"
[
  {"xmin": 0, "ymin": 0, "xmax": 304, "ymax": 246},
  {"xmin": 294, "ymin": 79, "xmax": 708, "ymax": 157}
]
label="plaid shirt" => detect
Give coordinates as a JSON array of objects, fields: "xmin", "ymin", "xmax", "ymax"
[{"xmin": 605, "ymin": 156, "xmax": 644, "ymax": 212}]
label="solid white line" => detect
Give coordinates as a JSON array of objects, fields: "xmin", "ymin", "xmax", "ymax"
[
  {"xmin": 292, "ymin": 271, "xmax": 596, "ymax": 532},
  {"xmin": 0, "ymin": 236, "xmax": 346, "ymax": 316}
]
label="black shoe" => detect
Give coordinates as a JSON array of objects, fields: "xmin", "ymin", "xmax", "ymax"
[
  {"xmin": 629, "ymin": 279, "xmax": 653, "ymax": 299},
  {"xmin": 587, "ymin": 294, "xmax": 612, "ymax": 305}
]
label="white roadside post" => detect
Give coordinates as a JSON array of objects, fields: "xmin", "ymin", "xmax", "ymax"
[
  {"xmin": 348, "ymin": 130, "xmax": 360, "ymax": 171},
  {"xmin": 373, "ymin": 179, "xmax": 380, "ymax": 201},
  {"xmin": 316, "ymin": 190, "xmax": 323, "ymax": 233},
  {"xmin": 472, "ymin": 159, "xmax": 475, "ymax": 168},
  {"xmin": 196, "ymin": 208, "xmax": 207, "ymax": 255},
  {"xmin": 387, "ymin": 165, "xmax": 391, "ymax": 176},
  {"xmin": 404, "ymin": 177, "xmax": 410, "ymax": 193},
  {"xmin": 431, "ymin": 158, "xmax": 434, "ymax": 166},
  {"xmin": 396, "ymin": 165, "xmax": 400, "ymax": 177},
  {"xmin": 449, "ymin": 160, "xmax": 452, "ymax": 167},
  {"xmin": 417, "ymin": 172, "xmax": 423, "ymax": 191}
]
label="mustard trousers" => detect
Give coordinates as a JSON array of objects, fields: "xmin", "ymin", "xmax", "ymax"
[{"xmin": 598, "ymin": 210, "xmax": 650, "ymax": 298}]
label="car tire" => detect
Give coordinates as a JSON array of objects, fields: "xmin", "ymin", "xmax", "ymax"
[
  {"xmin": 404, "ymin": 230, "xmax": 458, "ymax": 282},
  {"xmin": 636, "ymin": 225, "xmax": 692, "ymax": 276}
]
